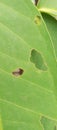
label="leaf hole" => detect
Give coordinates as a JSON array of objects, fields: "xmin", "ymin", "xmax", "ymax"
[
  {"xmin": 30, "ymin": 49, "xmax": 47, "ymax": 71},
  {"xmin": 41, "ymin": 116, "xmax": 56, "ymax": 130},
  {"xmin": 12, "ymin": 68, "xmax": 24, "ymax": 77},
  {"xmin": 34, "ymin": 15, "xmax": 41, "ymax": 25}
]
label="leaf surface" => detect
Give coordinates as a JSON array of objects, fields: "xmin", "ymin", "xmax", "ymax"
[{"xmin": 0, "ymin": 0, "xmax": 57, "ymax": 129}]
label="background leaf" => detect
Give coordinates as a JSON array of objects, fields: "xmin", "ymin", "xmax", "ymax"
[
  {"xmin": 41, "ymin": 116, "xmax": 57, "ymax": 130},
  {"xmin": 38, "ymin": 0, "xmax": 57, "ymax": 19},
  {"xmin": 42, "ymin": 13, "xmax": 57, "ymax": 58}
]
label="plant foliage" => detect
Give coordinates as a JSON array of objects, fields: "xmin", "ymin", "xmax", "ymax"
[{"xmin": 0, "ymin": 0, "xmax": 57, "ymax": 129}]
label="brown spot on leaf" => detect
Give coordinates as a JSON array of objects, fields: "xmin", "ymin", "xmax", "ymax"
[{"xmin": 12, "ymin": 68, "xmax": 24, "ymax": 77}]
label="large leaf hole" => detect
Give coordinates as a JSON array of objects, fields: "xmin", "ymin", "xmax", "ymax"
[
  {"xmin": 30, "ymin": 49, "xmax": 47, "ymax": 71},
  {"xmin": 41, "ymin": 116, "xmax": 56, "ymax": 130}
]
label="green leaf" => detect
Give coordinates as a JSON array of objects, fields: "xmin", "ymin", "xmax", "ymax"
[
  {"xmin": 41, "ymin": 116, "xmax": 57, "ymax": 130},
  {"xmin": 0, "ymin": 116, "xmax": 3, "ymax": 130},
  {"xmin": 38, "ymin": 0, "xmax": 57, "ymax": 19},
  {"xmin": 41, "ymin": 13, "xmax": 57, "ymax": 58},
  {"xmin": 0, "ymin": 0, "xmax": 57, "ymax": 129}
]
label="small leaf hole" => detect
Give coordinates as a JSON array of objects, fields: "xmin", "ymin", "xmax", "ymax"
[
  {"xmin": 34, "ymin": 15, "xmax": 41, "ymax": 25},
  {"xmin": 30, "ymin": 49, "xmax": 47, "ymax": 71},
  {"xmin": 12, "ymin": 68, "xmax": 24, "ymax": 77}
]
